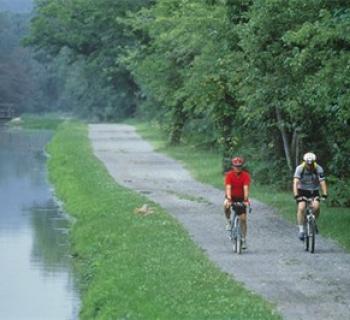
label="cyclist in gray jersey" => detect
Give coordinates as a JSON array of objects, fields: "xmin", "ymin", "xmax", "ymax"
[{"xmin": 293, "ymin": 152, "xmax": 328, "ymax": 240}]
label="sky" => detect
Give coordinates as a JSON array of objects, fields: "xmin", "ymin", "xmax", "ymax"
[{"xmin": 0, "ymin": 0, "xmax": 33, "ymax": 13}]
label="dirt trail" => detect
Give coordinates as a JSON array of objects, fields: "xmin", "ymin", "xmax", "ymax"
[{"xmin": 89, "ymin": 124, "xmax": 350, "ymax": 320}]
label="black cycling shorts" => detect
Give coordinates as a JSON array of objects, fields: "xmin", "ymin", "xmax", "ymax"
[
  {"xmin": 231, "ymin": 199, "xmax": 246, "ymax": 215},
  {"xmin": 298, "ymin": 189, "xmax": 320, "ymax": 201}
]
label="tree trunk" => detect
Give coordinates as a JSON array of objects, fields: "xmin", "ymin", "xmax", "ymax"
[
  {"xmin": 221, "ymin": 113, "xmax": 233, "ymax": 173},
  {"xmin": 219, "ymin": 95, "xmax": 237, "ymax": 173},
  {"xmin": 291, "ymin": 128, "xmax": 301, "ymax": 167},
  {"xmin": 275, "ymin": 106, "xmax": 293, "ymax": 171},
  {"xmin": 295, "ymin": 134, "xmax": 300, "ymax": 167},
  {"xmin": 169, "ymin": 105, "xmax": 187, "ymax": 145}
]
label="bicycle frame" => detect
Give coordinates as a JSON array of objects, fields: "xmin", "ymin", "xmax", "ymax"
[
  {"xmin": 301, "ymin": 196, "xmax": 318, "ymax": 253},
  {"xmin": 230, "ymin": 202, "xmax": 246, "ymax": 254}
]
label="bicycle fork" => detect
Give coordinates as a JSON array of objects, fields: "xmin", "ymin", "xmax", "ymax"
[{"xmin": 305, "ymin": 212, "xmax": 316, "ymax": 235}]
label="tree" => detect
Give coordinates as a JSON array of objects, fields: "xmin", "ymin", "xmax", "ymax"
[
  {"xmin": 125, "ymin": 0, "xmax": 246, "ymax": 154},
  {"xmin": 283, "ymin": 2, "xmax": 350, "ymax": 204},
  {"xmin": 237, "ymin": 0, "xmax": 326, "ymax": 174},
  {"xmin": 25, "ymin": 0, "xmax": 153, "ymax": 120}
]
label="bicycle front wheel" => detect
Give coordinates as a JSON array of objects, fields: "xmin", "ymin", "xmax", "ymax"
[
  {"xmin": 231, "ymin": 229, "xmax": 237, "ymax": 253},
  {"xmin": 304, "ymin": 222, "xmax": 309, "ymax": 251},
  {"xmin": 309, "ymin": 220, "xmax": 315, "ymax": 253},
  {"xmin": 235, "ymin": 222, "xmax": 242, "ymax": 254}
]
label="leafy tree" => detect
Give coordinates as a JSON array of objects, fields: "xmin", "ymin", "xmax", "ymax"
[
  {"xmin": 23, "ymin": 0, "xmax": 350, "ymax": 204},
  {"xmin": 123, "ymin": 0, "xmax": 193, "ymax": 144},
  {"xmin": 125, "ymin": 0, "xmax": 246, "ymax": 154},
  {"xmin": 236, "ymin": 1, "xmax": 335, "ymax": 180},
  {"xmin": 25, "ymin": 0, "xmax": 153, "ymax": 120},
  {"xmin": 283, "ymin": 1, "xmax": 350, "ymax": 204},
  {"xmin": 0, "ymin": 12, "xmax": 45, "ymax": 113}
]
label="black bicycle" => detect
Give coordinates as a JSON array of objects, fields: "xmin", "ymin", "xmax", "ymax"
[
  {"xmin": 230, "ymin": 202, "xmax": 248, "ymax": 254},
  {"xmin": 301, "ymin": 196, "xmax": 319, "ymax": 253}
]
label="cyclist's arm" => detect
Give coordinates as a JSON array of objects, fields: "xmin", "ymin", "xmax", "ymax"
[
  {"xmin": 293, "ymin": 166, "xmax": 302, "ymax": 197},
  {"xmin": 320, "ymin": 180, "xmax": 327, "ymax": 197},
  {"xmin": 293, "ymin": 177, "xmax": 300, "ymax": 197},
  {"xmin": 243, "ymin": 184, "xmax": 249, "ymax": 202},
  {"xmin": 225, "ymin": 184, "xmax": 232, "ymax": 200},
  {"xmin": 317, "ymin": 166, "xmax": 327, "ymax": 197},
  {"xmin": 242, "ymin": 172, "xmax": 251, "ymax": 203}
]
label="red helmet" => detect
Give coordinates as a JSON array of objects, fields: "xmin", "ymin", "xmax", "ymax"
[{"xmin": 232, "ymin": 156, "xmax": 244, "ymax": 167}]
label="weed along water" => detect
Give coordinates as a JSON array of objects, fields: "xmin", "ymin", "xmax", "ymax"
[{"xmin": 0, "ymin": 126, "xmax": 79, "ymax": 320}]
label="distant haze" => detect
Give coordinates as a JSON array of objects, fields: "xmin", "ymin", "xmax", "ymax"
[{"xmin": 0, "ymin": 0, "xmax": 33, "ymax": 13}]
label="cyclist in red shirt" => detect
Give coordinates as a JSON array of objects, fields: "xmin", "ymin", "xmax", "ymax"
[{"xmin": 224, "ymin": 156, "xmax": 251, "ymax": 249}]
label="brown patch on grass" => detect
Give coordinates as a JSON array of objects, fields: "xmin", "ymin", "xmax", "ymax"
[{"xmin": 134, "ymin": 204, "xmax": 155, "ymax": 216}]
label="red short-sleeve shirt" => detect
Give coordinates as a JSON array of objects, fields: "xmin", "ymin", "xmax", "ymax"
[{"xmin": 224, "ymin": 170, "xmax": 251, "ymax": 199}]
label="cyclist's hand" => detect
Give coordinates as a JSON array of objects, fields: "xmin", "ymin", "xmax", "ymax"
[{"xmin": 243, "ymin": 200, "xmax": 249, "ymax": 207}]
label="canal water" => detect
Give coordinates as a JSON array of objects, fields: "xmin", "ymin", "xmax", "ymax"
[{"xmin": 0, "ymin": 126, "xmax": 80, "ymax": 320}]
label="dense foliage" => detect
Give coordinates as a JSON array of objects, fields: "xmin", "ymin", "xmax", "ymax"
[
  {"xmin": 0, "ymin": 12, "xmax": 39, "ymax": 113},
  {"xmin": 24, "ymin": 0, "xmax": 154, "ymax": 120},
  {"xmin": 25, "ymin": 0, "xmax": 350, "ymax": 205}
]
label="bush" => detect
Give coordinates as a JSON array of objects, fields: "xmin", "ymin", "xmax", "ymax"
[{"xmin": 328, "ymin": 176, "xmax": 350, "ymax": 207}]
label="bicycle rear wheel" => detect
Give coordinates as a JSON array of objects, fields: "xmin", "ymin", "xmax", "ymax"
[{"xmin": 305, "ymin": 232, "xmax": 309, "ymax": 251}]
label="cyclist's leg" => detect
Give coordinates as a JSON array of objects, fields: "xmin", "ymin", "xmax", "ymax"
[
  {"xmin": 240, "ymin": 212, "xmax": 247, "ymax": 249},
  {"xmin": 240, "ymin": 213, "xmax": 247, "ymax": 238},
  {"xmin": 224, "ymin": 199, "xmax": 231, "ymax": 230},
  {"xmin": 224, "ymin": 199, "xmax": 231, "ymax": 219},
  {"xmin": 297, "ymin": 200, "xmax": 306, "ymax": 239},
  {"xmin": 297, "ymin": 201, "xmax": 306, "ymax": 224},
  {"xmin": 313, "ymin": 200, "xmax": 320, "ymax": 217},
  {"xmin": 312, "ymin": 193, "xmax": 321, "ymax": 219}
]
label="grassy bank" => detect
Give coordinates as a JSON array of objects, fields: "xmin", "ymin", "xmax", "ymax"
[
  {"xmin": 47, "ymin": 122, "xmax": 281, "ymax": 320},
  {"xmin": 10, "ymin": 114, "xmax": 65, "ymax": 130},
  {"xmin": 132, "ymin": 121, "xmax": 350, "ymax": 251}
]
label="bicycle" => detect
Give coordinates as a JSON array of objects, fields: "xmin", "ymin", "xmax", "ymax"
[
  {"xmin": 301, "ymin": 196, "xmax": 319, "ymax": 254},
  {"xmin": 229, "ymin": 202, "xmax": 248, "ymax": 254}
]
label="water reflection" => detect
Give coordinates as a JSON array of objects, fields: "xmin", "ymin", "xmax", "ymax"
[
  {"xmin": 0, "ymin": 126, "xmax": 80, "ymax": 320},
  {"xmin": 29, "ymin": 200, "xmax": 71, "ymax": 272}
]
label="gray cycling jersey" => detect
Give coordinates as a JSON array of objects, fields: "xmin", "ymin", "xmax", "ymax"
[{"xmin": 294, "ymin": 164, "xmax": 325, "ymax": 191}]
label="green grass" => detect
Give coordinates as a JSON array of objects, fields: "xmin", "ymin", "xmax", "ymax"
[
  {"xmin": 47, "ymin": 121, "xmax": 281, "ymax": 320},
  {"xmin": 132, "ymin": 120, "xmax": 350, "ymax": 251},
  {"xmin": 11, "ymin": 114, "xmax": 66, "ymax": 130}
]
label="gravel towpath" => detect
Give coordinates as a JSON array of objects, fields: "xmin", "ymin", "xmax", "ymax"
[{"xmin": 89, "ymin": 124, "xmax": 350, "ymax": 320}]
